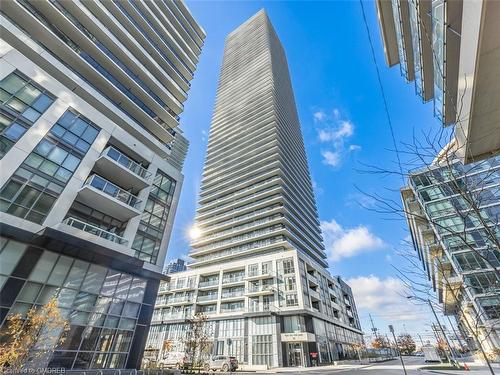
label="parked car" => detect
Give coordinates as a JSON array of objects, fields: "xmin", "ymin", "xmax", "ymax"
[
  {"xmin": 157, "ymin": 352, "xmax": 190, "ymax": 369},
  {"xmin": 203, "ymin": 355, "xmax": 238, "ymax": 372}
]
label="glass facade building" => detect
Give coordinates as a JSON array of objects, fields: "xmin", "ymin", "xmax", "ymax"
[
  {"xmin": 146, "ymin": 10, "xmax": 363, "ymax": 370},
  {"xmin": 375, "ymin": 0, "xmax": 500, "ymax": 164},
  {"xmin": 0, "ymin": 0, "xmax": 205, "ymax": 370},
  {"xmin": 401, "ymin": 155, "xmax": 500, "ymax": 357}
]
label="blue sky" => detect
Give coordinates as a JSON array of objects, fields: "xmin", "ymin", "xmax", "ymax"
[{"xmin": 168, "ymin": 1, "xmax": 447, "ymax": 343}]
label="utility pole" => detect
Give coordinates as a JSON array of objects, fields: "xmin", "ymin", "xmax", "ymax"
[
  {"xmin": 417, "ymin": 333, "xmax": 424, "ymax": 347},
  {"xmin": 446, "ymin": 315, "xmax": 467, "ymax": 355},
  {"xmin": 369, "ymin": 313, "xmax": 378, "ymax": 338},
  {"xmin": 427, "ymin": 299, "xmax": 457, "ymax": 366},
  {"xmin": 389, "ymin": 325, "xmax": 407, "ymax": 375}
]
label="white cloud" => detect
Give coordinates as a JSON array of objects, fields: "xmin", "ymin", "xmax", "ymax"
[
  {"xmin": 321, "ymin": 150, "xmax": 341, "ymax": 167},
  {"xmin": 313, "ymin": 110, "xmax": 326, "ymax": 123},
  {"xmin": 321, "ymin": 219, "xmax": 385, "ymax": 261},
  {"xmin": 314, "ymin": 108, "xmax": 358, "ymax": 168},
  {"xmin": 349, "ymin": 144, "xmax": 361, "ymax": 152},
  {"xmin": 318, "ymin": 121, "xmax": 354, "ymax": 143},
  {"xmin": 346, "ymin": 275, "xmax": 425, "ymax": 321}
]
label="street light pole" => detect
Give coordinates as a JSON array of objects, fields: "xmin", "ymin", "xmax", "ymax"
[{"xmin": 389, "ymin": 325, "xmax": 408, "ymax": 375}]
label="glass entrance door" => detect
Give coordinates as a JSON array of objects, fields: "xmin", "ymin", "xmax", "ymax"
[{"xmin": 287, "ymin": 343, "xmax": 303, "ymax": 367}]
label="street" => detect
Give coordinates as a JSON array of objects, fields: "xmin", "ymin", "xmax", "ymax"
[
  {"xmin": 236, "ymin": 357, "xmax": 439, "ymax": 375},
  {"xmin": 317, "ymin": 357, "xmax": 425, "ymax": 375}
]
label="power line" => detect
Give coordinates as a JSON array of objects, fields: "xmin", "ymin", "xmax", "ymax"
[{"xmin": 359, "ymin": 0, "xmax": 404, "ymax": 183}]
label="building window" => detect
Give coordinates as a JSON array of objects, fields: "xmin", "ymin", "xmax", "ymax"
[
  {"xmin": 252, "ymin": 335, "xmax": 272, "ymax": 366},
  {"xmin": 66, "ymin": 201, "xmax": 127, "ymax": 237},
  {"xmin": 0, "ymin": 109, "xmax": 99, "ymax": 224},
  {"xmin": 132, "ymin": 171, "xmax": 176, "ymax": 264},
  {"xmin": 285, "ymin": 294, "xmax": 298, "ymax": 307},
  {"xmin": 0, "ymin": 70, "xmax": 55, "ymax": 158},
  {"xmin": 0, "ymin": 242, "xmax": 149, "ymax": 370},
  {"xmin": 283, "ymin": 316, "xmax": 305, "ymax": 333},
  {"xmin": 282, "ymin": 258, "xmax": 294, "ymax": 274}
]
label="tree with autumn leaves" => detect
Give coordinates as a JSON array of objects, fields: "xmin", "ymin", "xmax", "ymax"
[
  {"xmin": 0, "ymin": 297, "xmax": 69, "ymax": 370},
  {"xmin": 371, "ymin": 336, "xmax": 390, "ymax": 349},
  {"xmin": 396, "ymin": 334, "xmax": 416, "ymax": 355}
]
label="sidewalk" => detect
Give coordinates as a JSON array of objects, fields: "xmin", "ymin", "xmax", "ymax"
[
  {"xmin": 419, "ymin": 362, "xmax": 500, "ymax": 375},
  {"xmin": 259, "ymin": 363, "xmax": 375, "ymax": 373}
]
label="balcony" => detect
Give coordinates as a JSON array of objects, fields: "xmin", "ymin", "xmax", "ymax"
[
  {"xmin": 220, "ymin": 307, "xmax": 245, "ymax": 313},
  {"xmin": 199, "ymin": 279, "xmax": 219, "ymax": 288},
  {"xmin": 245, "ymin": 270, "xmax": 274, "ymax": 281},
  {"xmin": 309, "ymin": 289, "xmax": 320, "ymax": 301},
  {"xmin": 167, "ymin": 297, "xmax": 193, "ymax": 306},
  {"xmin": 221, "ymin": 291, "xmax": 245, "ymax": 300},
  {"xmin": 222, "ymin": 276, "xmax": 245, "ymax": 285},
  {"xmin": 93, "ymin": 146, "xmax": 151, "ymax": 191},
  {"xmin": 307, "ymin": 273, "xmax": 319, "ymax": 286},
  {"xmin": 77, "ymin": 174, "xmax": 141, "ymax": 220},
  {"xmin": 62, "ymin": 217, "xmax": 128, "ymax": 245},
  {"xmin": 245, "ymin": 285, "xmax": 274, "ymax": 296},
  {"xmin": 197, "ymin": 294, "xmax": 218, "ymax": 304}
]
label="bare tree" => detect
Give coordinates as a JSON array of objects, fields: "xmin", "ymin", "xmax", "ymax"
[{"xmin": 184, "ymin": 313, "xmax": 211, "ymax": 373}]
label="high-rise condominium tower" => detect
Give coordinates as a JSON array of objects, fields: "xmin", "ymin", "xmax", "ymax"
[
  {"xmin": 0, "ymin": 0, "xmax": 204, "ymax": 370},
  {"xmin": 147, "ymin": 10, "xmax": 363, "ymax": 369}
]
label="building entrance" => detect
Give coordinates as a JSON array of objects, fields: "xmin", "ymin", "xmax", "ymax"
[{"xmin": 286, "ymin": 343, "xmax": 304, "ymax": 367}]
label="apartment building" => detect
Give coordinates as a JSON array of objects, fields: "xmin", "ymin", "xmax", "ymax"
[
  {"xmin": 163, "ymin": 258, "xmax": 187, "ymax": 275},
  {"xmin": 146, "ymin": 10, "xmax": 363, "ymax": 369},
  {"xmin": 375, "ymin": 0, "xmax": 500, "ymax": 164},
  {"xmin": 401, "ymin": 153, "xmax": 499, "ymax": 357},
  {"xmin": 0, "ymin": 0, "xmax": 205, "ymax": 370}
]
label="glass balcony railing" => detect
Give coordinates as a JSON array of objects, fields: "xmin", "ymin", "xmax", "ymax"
[
  {"xmin": 198, "ymin": 279, "xmax": 219, "ymax": 288},
  {"xmin": 248, "ymin": 284, "xmax": 273, "ymax": 293},
  {"xmin": 102, "ymin": 146, "xmax": 151, "ymax": 180},
  {"xmin": 222, "ymin": 275, "xmax": 245, "ymax": 284},
  {"xmin": 63, "ymin": 217, "xmax": 128, "ymax": 245},
  {"xmin": 197, "ymin": 294, "xmax": 218, "ymax": 302},
  {"xmin": 84, "ymin": 174, "xmax": 141, "ymax": 209},
  {"xmin": 248, "ymin": 269, "xmax": 273, "ymax": 278},
  {"xmin": 221, "ymin": 291, "xmax": 245, "ymax": 299}
]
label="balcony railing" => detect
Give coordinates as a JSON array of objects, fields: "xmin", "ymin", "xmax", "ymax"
[
  {"xmin": 102, "ymin": 146, "xmax": 151, "ymax": 180},
  {"xmin": 63, "ymin": 217, "xmax": 128, "ymax": 245},
  {"xmin": 167, "ymin": 296, "xmax": 193, "ymax": 304},
  {"xmin": 248, "ymin": 269, "xmax": 273, "ymax": 278},
  {"xmin": 248, "ymin": 284, "xmax": 273, "ymax": 293},
  {"xmin": 222, "ymin": 275, "xmax": 245, "ymax": 284},
  {"xmin": 199, "ymin": 279, "xmax": 219, "ymax": 288},
  {"xmin": 221, "ymin": 291, "xmax": 245, "ymax": 299},
  {"xmin": 220, "ymin": 306, "xmax": 244, "ymax": 313},
  {"xmin": 84, "ymin": 174, "xmax": 141, "ymax": 208},
  {"xmin": 197, "ymin": 294, "xmax": 218, "ymax": 302}
]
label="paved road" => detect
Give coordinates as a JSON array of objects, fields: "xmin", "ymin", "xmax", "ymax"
[{"xmin": 261, "ymin": 357, "xmax": 426, "ymax": 375}]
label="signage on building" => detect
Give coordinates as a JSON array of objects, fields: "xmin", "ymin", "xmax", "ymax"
[{"xmin": 281, "ymin": 332, "xmax": 316, "ymax": 342}]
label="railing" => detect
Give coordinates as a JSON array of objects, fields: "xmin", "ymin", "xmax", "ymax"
[
  {"xmin": 63, "ymin": 217, "xmax": 128, "ymax": 245},
  {"xmin": 197, "ymin": 294, "xmax": 218, "ymax": 302},
  {"xmin": 102, "ymin": 146, "xmax": 151, "ymax": 180},
  {"xmin": 222, "ymin": 275, "xmax": 245, "ymax": 284},
  {"xmin": 220, "ymin": 306, "xmax": 244, "ymax": 313},
  {"xmin": 248, "ymin": 284, "xmax": 273, "ymax": 293},
  {"xmin": 198, "ymin": 204, "xmax": 283, "ymax": 233},
  {"xmin": 199, "ymin": 279, "xmax": 219, "ymax": 288},
  {"xmin": 167, "ymin": 296, "xmax": 192, "ymax": 304},
  {"xmin": 192, "ymin": 214, "xmax": 283, "ymax": 245},
  {"xmin": 248, "ymin": 269, "xmax": 273, "ymax": 278},
  {"xmin": 221, "ymin": 291, "xmax": 245, "ymax": 299},
  {"xmin": 84, "ymin": 174, "xmax": 141, "ymax": 208}
]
